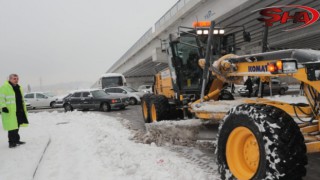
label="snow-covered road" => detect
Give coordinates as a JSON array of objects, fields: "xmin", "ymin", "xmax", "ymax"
[{"xmin": 0, "ymin": 112, "xmax": 218, "ymax": 180}]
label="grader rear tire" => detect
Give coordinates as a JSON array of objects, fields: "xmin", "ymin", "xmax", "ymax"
[
  {"xmin": 150, "ymin": 95, "xmax": 169, "ymax": 123},
  {"xmin": 217, "ymin": 104, "xmax": 307, "ymax": 180},
  {"xmin": 141, "ymin": 94, "xmax": 154, "ymax": 123}
]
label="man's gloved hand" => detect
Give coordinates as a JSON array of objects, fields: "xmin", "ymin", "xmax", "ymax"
[{"xmin": 2, "ymin": 107, "xmax": 9, "ymax": 113}]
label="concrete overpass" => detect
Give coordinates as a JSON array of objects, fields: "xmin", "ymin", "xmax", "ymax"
[{"xmin": 104, "ymin": 0, "xmax": 320, "ymax": 88}]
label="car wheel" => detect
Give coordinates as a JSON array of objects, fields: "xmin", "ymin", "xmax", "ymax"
[
  {"xmin": 101, "ymin": 102, "xmax": 111, "ymax": 112},
  {"xmin": 50, "ymin": 101, "xmax": 56, "ymax": 108},
  {"xmin": 129, "ymin": 97, "xmax": 137, "ymax": 105},
  {"xmin": 64, "ymin": 104, "xmax": 73, "ymax": 112},
  {"xmin": 218, "ymin": 90, "xmax": 235, "ymax": 100},
  {"xmin": 279, "ymin": 88, "xmax": 286, "ymax": 95}
]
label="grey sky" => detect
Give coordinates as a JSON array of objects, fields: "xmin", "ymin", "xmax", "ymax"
[{"xmin": 0, "ymin": 0, "xmax": 177, "ymax": 88}]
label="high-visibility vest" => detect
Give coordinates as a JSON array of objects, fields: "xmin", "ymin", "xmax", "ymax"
[{"xmin": 0, "ymin": 81, "xmax": 28, "ymax": 131}]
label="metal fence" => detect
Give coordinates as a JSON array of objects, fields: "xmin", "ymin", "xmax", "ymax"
[{"xmin": 155, "ymin": 0, "xmax": 191, "ymax": 30}]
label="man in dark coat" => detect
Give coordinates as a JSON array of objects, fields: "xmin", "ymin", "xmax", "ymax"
[{"xmin": 244, "ymin": 77, "xmax": 253, "ymax": 98}]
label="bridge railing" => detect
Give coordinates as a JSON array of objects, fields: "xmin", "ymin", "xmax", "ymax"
[{"xmin": 154, "ymin": 0, "xmax": 191, "ymax": 31}]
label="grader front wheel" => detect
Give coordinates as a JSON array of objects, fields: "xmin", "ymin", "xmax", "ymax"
[
  {"xmin": 141, "ymin": 94, "xmax": 154, "ymax": 123},
  {"xmin": 150, "ymin": 95, "xmax": 169, "ymax": 122},
  {"xmin": 226, "ymin": 127, "xmax": 260, "ymax": 179},
  {"xmin": 217, "ymin": 104, "xmax": 307, "ymax": 180}
]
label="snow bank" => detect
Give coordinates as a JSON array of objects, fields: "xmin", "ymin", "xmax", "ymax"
[
  {"xmin": 1, "ymin": 111, "xmax": 217, "ymax": 180},
  {"xmin": 134, "ymin": 119, "xmax": 206, "ymax": 147}
]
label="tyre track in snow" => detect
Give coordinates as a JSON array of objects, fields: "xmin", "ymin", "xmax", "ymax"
[{"xmin": 33, "ymin": 138, "xmax": 51, "ymax": 179}]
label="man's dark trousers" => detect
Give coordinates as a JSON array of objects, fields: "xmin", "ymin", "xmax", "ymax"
[{"xmin": 8, "ymin": 129, "xmax": 20, "ymax": 144}]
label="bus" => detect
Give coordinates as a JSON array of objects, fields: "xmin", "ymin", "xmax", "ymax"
[{"xmin": 94, "ymin": 73, "xmax": 126, "ymax": 89}]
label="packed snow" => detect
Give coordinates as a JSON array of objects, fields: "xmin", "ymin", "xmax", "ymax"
[
  {"xmin": 136, "ymin": 119, "xmax": 206, "ymax": 147},
  {"xmin": 191, "ymin": 100, "xmax": 246, "ymax": 113},
  {"xmin": 192, "ymin": 95, "xmax": 308, "ymax": 114},
  {"xmin": 266, "ymin": 95, "xmax": 308, "ymax": 104},
  {"xmin": 0, "ymin": 111, "xmax": 217, "ymax": 180}
]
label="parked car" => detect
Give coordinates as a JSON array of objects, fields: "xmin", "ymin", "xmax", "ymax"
[
  {"xmin": 104, "ymin": 86, "xmax": 145, "ymax": 105},
  {"xmin": 25, "ymin": 101, "xmax": 32, "ymax": 110},
  {"xmin": 63, "ymin": 89, "xmax": 129, "ymax": 112},
  {"xmin": 138, "ymin": 85, "xmax": 153, "ymax": 93},
  {"xmin": 24, "ymin": 92, "xmax": 57, "ymax": 109},
  {"xmin": 238, "ymin": 79, "xmax": 289, "ymax": 97}
]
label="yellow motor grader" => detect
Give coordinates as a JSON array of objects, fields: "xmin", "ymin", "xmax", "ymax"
[{"xmin": 141, "ymin": 20, "xmax": 320, "ymax": 179}]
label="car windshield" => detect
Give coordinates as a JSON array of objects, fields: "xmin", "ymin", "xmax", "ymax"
[
  {"xmin": 123, "ymin": 87, "xmax": 138, "ymax": 92},
  {"xmin": 101, "ymin": 76, "xmax": 123, "ymax": 88},
  {"xmin": 63, "ymin": 94, "xmax": 72, "ymax": 99},
  {"xmin": 91, "ymin": 90, "xmax": 108, "ymax": 98}
]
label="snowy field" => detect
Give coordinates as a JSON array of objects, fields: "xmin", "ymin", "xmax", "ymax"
[{"xmin": 0, "ymin": 112, "xmax": 217, "ymax": 180}]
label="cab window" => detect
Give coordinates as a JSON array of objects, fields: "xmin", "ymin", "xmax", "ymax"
[{"xmin": 173, "ymin": 35, "xmax": 203, "ymax": 90}]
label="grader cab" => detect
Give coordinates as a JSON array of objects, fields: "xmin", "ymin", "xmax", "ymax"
[
  {"xmin": 141, "ymin": 20, "xmax": 320, "ymax": 179},
  {"xmin": 142, "ymin": 21, "xmax": 242, "ymax": 123}
]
